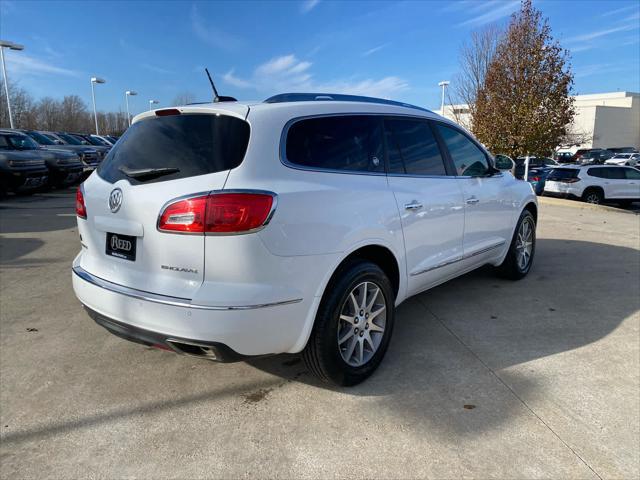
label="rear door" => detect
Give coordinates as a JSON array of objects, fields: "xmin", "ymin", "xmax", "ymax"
[
  {"xmin": 78, "ymin": 110, "xmax": 250, "ymax": 299},
  {"xmin": 384, "ymin": 117, "xmax": 465, "ymax": 295}
]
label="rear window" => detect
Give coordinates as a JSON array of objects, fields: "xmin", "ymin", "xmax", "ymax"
[
  {"xmin": 547, "ymin": 168, "xmax": 579, "ymax": 180},
  {"xmin": 98, "ymin": 113, "xmax": 250, "ymax": 184},
  {"xmin": 285, "ymin": 115, "xmax": 384, "ymax": 173}
]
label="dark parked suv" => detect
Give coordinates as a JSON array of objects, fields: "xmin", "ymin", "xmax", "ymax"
[
  {"xmin": 22, "ymin": 130, "xmax": 101, "ymax": 172},
  {"xmin": 0, "ymin": 130, "xmax": 83, "ymax": 188},
  {"xmin": 0, "ymin": 132, "xmax": 49, "ymax": 195}
]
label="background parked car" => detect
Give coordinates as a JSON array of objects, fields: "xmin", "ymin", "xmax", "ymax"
[
  {"xmin": 576, "ymin": 149, "xmax": 615, "ymax": 165},
  {"xmin": 54, "ymin": 132, "xmax": 110, "ymax": 160},
  {"xmin": 90, "ymin": 134, "xmax": 116, "ymax": 146},
  {"xmin": 0, "ymin": 130, "xmax": 83, "ymax": 188},
  {"xmin": 20, "ymin": 130, "xmax": 101, "ymax": 173},
  {"xmin": 511, "ymin": 157, "xmax": 558, "ymax": 194},
  {"xmin": 0, "ymin": 132, "xmax": 49, "ymax": 196},
  {"xmin": 544, "ymin": 165, "xmax": 640, "ymax": 206},
  {"xmin": 604, "ymin": 152, "xmax": 640, "ymax": 167},
  {"xmin": 554, "ymin": 149, "xmax": 577, "ymax": 163},
  {"xmin": 607, "ymin": 147, "xmax": 638, "ymax": 155}
]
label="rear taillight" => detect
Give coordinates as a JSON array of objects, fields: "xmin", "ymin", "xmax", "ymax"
[
  {"xmin": 158, "ymin": 192, "xmax": 275, "ymax": 234},
  {"xmin": 76, "ymin": 186, "xmax": 87, "ymax": 219},
  {"xmin": 562, "ymin": 178, "xmax": 580, "ymax": 183},
  {"xmin": 530, "ymin": 176, "xmax": 540, "ymax": 182}
]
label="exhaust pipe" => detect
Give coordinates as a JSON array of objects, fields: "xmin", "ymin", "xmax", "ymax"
[{"xmin": 166, "ymin": 339, "xmax": 219, "ymax": 360}]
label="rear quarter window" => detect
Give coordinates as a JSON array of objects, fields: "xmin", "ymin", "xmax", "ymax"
[
  {"xmin": 98, "ymin": 113, "xmax": 250, "ymax": 184},
  {"xmin": 284, "ymin": 115, "xmax": 384, "ymax": 173}
]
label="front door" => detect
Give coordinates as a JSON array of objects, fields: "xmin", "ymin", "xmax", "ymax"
[{"xmin": 433, "ymin": 123, "xmax": 515, "ymax": 267}]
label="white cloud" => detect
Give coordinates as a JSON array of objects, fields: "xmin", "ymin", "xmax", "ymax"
[
  {"xmin": 221, "ymin": 54, "xmax": 408, "ymax": 100},
  {"xmin": 301, "ymin": 0, "xmax": 320, "ymax": 14},
  {"xmin": 567, "ymin": 23, "xmax": 637, "ymax": 43},
  {"xmin": 457, "ymin": 0, "xmax": 519, "ymax": 27},
  {"xmin": 601, "ymin": 4, "xmax": 639, "ymax": 17},
  {"xmin": 362, "ymin": 43, "xmax": 389, "ymax": 57},
  {"xmin": 141, "ymin": 63, "xmax": 173, "ymax": 75},
  {"xmin": 190, "ymin": 4, "xmax": 245, "ymax": 51},
  {"xmin": 256, "ymin": 55, "xmax": 298, "ymax": 76},
  {"xmin": 222, "ymin": 69, "xmax": 253, "ymax": 88},
  {"xmin": 5, "ymin": 53, "xmax": 81, "ymax": 78}
]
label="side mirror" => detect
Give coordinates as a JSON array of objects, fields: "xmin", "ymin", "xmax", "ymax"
[{"xmin": 494, "ymin": 154, "xmax": 515, "ymax": 171}]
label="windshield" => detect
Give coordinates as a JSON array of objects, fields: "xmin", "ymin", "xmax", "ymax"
[
  {"xmin": 56, "ymin": 133, "xmax": 82, "ymax": 145},
  {"xmin": 70, "ymin": 135, "xmax": 91, "ymax": 145},
  {"xmin": 87, "ymin": 136, "xmax": 108, "ymax": 146},
  {"xmin": 98, "ymin": 113, "xmax": 250, "ymax": 185},
  {"xmin": 26, "ymin": 131, "xmax": 55, "ymax": 145},
  {"xmin": 1, "ymin": 134, "xmax": 40, "ymax": 150}
]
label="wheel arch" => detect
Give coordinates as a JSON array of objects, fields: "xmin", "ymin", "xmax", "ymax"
[
  {"xmin": 523, "ymin": 201, "xmax": 537, "ymax": 222},
  {"xmin": 289, "ymin": 242, "xmax": 404, "ymax": 354}
]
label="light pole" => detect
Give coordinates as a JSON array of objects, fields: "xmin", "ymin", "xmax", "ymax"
[
  {"xmin": 149, "ymin": 99, "xmax": 159, "ymax": 111},
  {"xmin": 0, "ymin": 40, "xmax": 25, "ymax": 129},
  {"xmin": 438, "ymin": 80, "xmax": 450, "ymax": 116},
  {"xmin": 90, "ymin": 77, "xmax": 106, "ymax": 135},
  {"xmin": 125, "ymin": 90, "xmax": 137, "ymax": 126}
]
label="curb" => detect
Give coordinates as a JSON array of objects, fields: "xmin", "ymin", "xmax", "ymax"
[{"xmin": 538, "ymin": 196, "xmax": 639, "ymax": 215}]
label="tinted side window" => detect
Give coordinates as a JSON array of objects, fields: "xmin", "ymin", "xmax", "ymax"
[
  {"xmin": 286, "ymin": 116, "xmax": 383, "ymax": 173},
  {"xmin": 436, "ymin": 125, "xmax": 490, "ymax": 176},
  {"xmin": 624, "ymin": 168, "xmax": 640, "ymax": 180},
  {"xmin": 606, "ymin": 167, "xmax": 625, "ymax": 179},
  {"xmin": 587, "ymin": 168, "xmax": 605, "ymax": 178},
  {"xmin": 384, "ymin": 119, "xmax": 447, "ymax": 175}
]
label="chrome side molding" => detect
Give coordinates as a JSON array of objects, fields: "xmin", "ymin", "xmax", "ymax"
[{"xmin": 72, "ymin": 265, "xmax": 302, "ymax": 310}]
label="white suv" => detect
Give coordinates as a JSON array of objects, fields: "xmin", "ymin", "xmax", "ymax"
[
  {"xmin": 72, "ymin": 93, "xmax": 537, "ymax": 385},
  {"xmin": 544, "ymin": 165, "xmax": 640, "ymax": 205}
]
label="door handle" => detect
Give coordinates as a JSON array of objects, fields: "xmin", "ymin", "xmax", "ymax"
[
  {"xmin": 466, "ymin": 196, "xmax": 480, "ymax": 205},
  {"xmin": 404, "ymin": 201, "xmax": 423, "ymax": 211}
]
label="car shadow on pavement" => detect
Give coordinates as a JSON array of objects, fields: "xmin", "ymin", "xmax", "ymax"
[
  {"xmin": 0, "ymin": 189, "xmax": 77, "ymax": 234},
  {"xmin": 247, "ymin": 238, "xmax": 639, "ymax": 434}
]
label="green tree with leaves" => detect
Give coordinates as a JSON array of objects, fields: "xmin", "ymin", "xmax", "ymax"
[{"xmin": 473, "ymin": 0, "xmax": 574, "ymax": 158}]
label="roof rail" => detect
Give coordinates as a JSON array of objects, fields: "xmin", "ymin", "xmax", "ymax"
[{"xmin": 264, "ymin": 93, "xmax": 432, "ymax": 113}]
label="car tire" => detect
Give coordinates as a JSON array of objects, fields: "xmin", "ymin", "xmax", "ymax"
[
  {"xmin": 496, "ymin": 210, "xmax": 536, "ymax": 280},
  {"xmin": 582, "ymin": 188, "xmax": 604, "ymax": 205},
  {"xmin": 302, "ymin": 259, "xmax": 395, "ymax": 386}
]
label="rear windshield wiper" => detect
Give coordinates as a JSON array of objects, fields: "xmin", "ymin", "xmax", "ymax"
[{"xmin": 118, "ymin": 166, "xmax": 180, "ymax": 181}]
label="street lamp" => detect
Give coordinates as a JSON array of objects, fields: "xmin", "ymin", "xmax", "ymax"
[
  {"xmin": 438, "ymin": 80, "xmax": 450, "ymax": 116},
  {"xmin": 149, "ymin": 99, "xmax": 159, "ymax": 111},
  {"xmin": 125, "ymin": 90, "xmax": 137, "ymax": 126},
  {"xmin": 0, "ymin": 40, "xmax": 25, "ymax": 129},
  {"xmin": 90, "ymin": 76, "xmax": 106, "ymax": 135}
]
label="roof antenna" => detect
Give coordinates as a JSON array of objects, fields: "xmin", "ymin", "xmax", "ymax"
[{"xmin": 205, "ymin": 67, "xmax": 237, "ymax": 103}]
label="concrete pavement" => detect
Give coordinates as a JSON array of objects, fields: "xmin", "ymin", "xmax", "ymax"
[{"xmin": 1, "ymin": 190, "xmax": 638, "ymax": 479}]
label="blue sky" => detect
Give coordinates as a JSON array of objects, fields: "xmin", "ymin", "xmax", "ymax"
[{"xmin": 1, "ymin": 0, "xmax": 638, "ymax": 116}]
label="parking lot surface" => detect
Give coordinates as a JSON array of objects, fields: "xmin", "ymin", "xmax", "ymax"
[{"xmin": 1, "ymin": 190, "xmax": 639, "ymax": 479}]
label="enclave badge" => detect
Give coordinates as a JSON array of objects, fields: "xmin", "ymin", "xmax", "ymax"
[{"xmin": 109, "ymin": 188, "xmax": 123, "ymax": 213}]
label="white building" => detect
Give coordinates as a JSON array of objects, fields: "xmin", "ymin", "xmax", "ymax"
[{"xmin": 436, "ymin": 91, "xmax": 640, "ymax": 151}]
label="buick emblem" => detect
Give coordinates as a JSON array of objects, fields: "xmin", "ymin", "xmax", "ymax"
[{"xmin": 108, "ymin": 188, "xmax": 123, "ymax": 213}]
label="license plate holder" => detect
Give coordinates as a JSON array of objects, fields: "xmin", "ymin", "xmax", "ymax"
[{"xmin": 106, "ymin": 232, "xmax": 137, "ymax": 261}]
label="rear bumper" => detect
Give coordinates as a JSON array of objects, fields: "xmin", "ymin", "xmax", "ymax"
[
  {"xmin": 84, "ymin": 306, "xmax": 248, "ymax": 362},
  {"xmin": 543, "ymin": 191, "xmax": 579, "ymax": 200},
  {"xmin": 72, "ymin": 262, "xmax": 312, "ymax": 357}
]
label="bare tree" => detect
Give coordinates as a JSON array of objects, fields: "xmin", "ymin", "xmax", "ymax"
[
  {"xmin": 449, "ymin": 25, "xmax": 502, "ymax": 126},
  {"xmin": 171, "ymin": 91, "xmax": 196, "ymax": 106},
  {"xmin": 473, "ymin": 0, "xmax": 574, "ymax": 158}
]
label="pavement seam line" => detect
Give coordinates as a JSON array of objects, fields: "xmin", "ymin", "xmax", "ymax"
[{"xmin": 416, "ymin": 297, "xmax": 604, "ymax": 480}]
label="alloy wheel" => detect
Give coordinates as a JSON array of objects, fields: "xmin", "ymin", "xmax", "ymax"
[
  {"xmin": 516, "ymin": 218, "xmax": 534, "ymax": 271},
  {"xmin": 337, "ymin": 281, "xmax": 386, "ymax": 367}
]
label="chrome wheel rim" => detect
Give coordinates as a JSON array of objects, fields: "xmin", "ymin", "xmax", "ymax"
[
  {"xmin": 337, "ymin": 281, "xmax": 386, "ymax": 367},
  {"xmin": 586, "ymin": 193, "xmax": 600, "ymax": 204},
  {"xmin": 516, "ymin": 218, "xmax": 534, "ymax": 271}
]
